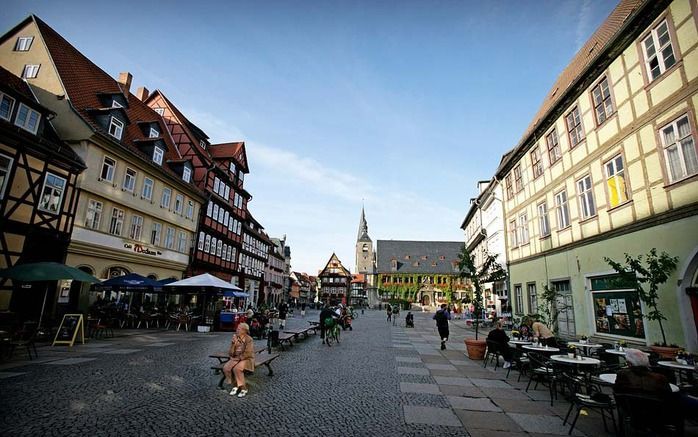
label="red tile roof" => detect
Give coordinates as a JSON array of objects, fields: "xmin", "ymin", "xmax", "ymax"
[
  {"xmin": 31, "ymin": 16, "xmax": 201, "ymax": 194},
  {"xmin": 209, "ymin": 142, "xmax": 249, "ymax": 173}
]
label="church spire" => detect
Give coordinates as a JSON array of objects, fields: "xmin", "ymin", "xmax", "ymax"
[{"xmin": 357, "ymin": 206, "xmax": 371, "ymax": 242}]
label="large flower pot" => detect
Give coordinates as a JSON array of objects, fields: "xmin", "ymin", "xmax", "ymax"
[
  {"xmin": 650, "ymin": 345, "xmax": 680, "ymax": 359},
  {"xmin": 465, "ymin": 338, "xmax": 487, "ymax": 360}
]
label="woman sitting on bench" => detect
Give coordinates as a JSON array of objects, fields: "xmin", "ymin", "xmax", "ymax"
[{"xmin": 223, "ymin": 322, "xmax": 255, "ymax": 398}]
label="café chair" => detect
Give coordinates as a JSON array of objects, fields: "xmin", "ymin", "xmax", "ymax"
[
  {"xmin": 525, "ymin": 352, "xmax": 560, "ymax": 406},
  {"xmin": 9, "ymin": 329, "xmax": 38, "ymax": 360},
  {"xmin": 506, "ymin": 346, "xmax": 530, "ymax": 382},
  {"xmin": 562, "ymin": 372, "xmax": 617, "ymax": 435},
  {"xmin": 614, "ymin": 392, "xmax": 684, "ymax": 436},
  {"xmin": 484, "ymin": 339, "xmax": 506, "ymax": 370}
]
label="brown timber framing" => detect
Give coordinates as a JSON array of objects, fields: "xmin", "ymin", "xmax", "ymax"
[{"xmin": 496, "ymin": 0, "xmax": 672, "ymax": 179}]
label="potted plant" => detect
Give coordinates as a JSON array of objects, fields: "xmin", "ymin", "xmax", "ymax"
[
  {"xmin": 458, "ymin": 245, "xmax": 506, "ymax": 360},
  {"xmin": 605, "ymin": 249, "xmax": 679, "ymax": 359},
  {"xmin": 580, "ymin": 335, "xmax": 588, "ymax": 344},
  {"xmin": 567, "ymin": 345, "xmax": 577, "ymax": 358}
]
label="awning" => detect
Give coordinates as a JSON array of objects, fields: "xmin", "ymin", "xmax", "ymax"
[
  {"xmin": 164, "ymin": 273, "xmax": 242, "ymax": 293},
  {"xmin": 223, "ymin": 290, "xmax": 250, "ymax": 298}
]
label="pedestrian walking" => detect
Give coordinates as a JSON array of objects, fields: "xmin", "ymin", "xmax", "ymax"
[
  {"xmin": 386, "ymin": 304, "xmax": 392, "ymax": 322},
  {"xmin": 392, "ymin": 304, "xmax": 399, "ymax": 326},
  {"xmin": 278, "ymin": 301, "xmax": 289, "ymax": 329},
  {"xmin": 301, "ymin": 302, "xmax": 306, "ymax": 318},
  {"xmin": 433, "ymin": 303, "xmax": 452, "ymax": 350}
]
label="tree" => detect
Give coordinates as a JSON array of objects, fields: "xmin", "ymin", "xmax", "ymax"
[
  {"xmin": 458, "ymin": 246, "xmax": 506, "ymax": 340},
  {"xmin": 604, "ymin": 249, "xmax": 678, "ymax": 347}
]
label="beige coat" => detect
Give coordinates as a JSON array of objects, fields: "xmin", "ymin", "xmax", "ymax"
[{"xmin": 228, "ymin": 334, "xmax": 255, "ymax": 372}]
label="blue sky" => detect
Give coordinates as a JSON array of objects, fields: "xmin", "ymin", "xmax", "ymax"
[{"xmin": 3, "ymin": 0, "xmax": 617, "ymax": 274}]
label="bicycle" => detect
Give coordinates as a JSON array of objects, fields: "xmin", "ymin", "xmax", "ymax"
[{"xmin": 325, "ymin": 319, "xmax": 341, "ymax": 346}]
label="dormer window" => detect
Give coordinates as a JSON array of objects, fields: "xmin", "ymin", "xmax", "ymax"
[
  {"xmin": 14, "ymin": 36, "xmax": 33, "ymax": 51},
  {"xmin": 108, "ymin": 116, "xmax": 124, "ymax": 140},
  {"xmin": 111, "ymin": 100, "xmax": 123, "ymax": 108},
  {"xmin": 199, "ymin": 140, "xmax": 206, "ymax": 149},
  {"xmin": 0, "ymin": 93, "xmax": 16, "ymax": 121},
  {"xmin": 152, "ymin": 146, "xmax": 164, "ymax": 165},
  {"xmin": 154, "ymin": 107, "xmax": 164, "ymax": 116},
  {"xmin": 15, "ymin": 103, "xmax": 40, "ymax": 134},
  {"xmin": 230, "ymin": 162, "xmax": 237, "ymax": 174},
  {"xmin": 22, "ymin": 64, "xmax": 40, "ymax": 79},
  {"xmin": 182, "ymin": 167, "xmax": 191, "ymax": 183},
  {"xmin": 149, "ymin": 126, "xmax": 159, "ymax": 138}
]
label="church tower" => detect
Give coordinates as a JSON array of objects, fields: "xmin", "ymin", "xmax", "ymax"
[{"xmin": 355, "ymin": 207, "xmax": 373, "ymax": 274}]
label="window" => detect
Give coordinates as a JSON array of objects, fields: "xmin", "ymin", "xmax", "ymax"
[
  {"xmin": 207, "ymin": 201, "xmax": 213, "ymax": 217},
  {"xmin": 85, "ymin": 199, "xmax": 103, "ymax": 230},
  {"xmin": 123, "ymin": 168, "xmax": 136, "ymax": 192},
  {"xmin": 537, "ymin": 202, "xmax": 550, "ymax": 237},
  {"xmin": 151, "ymin": 222, "xmax": 162, "ymax": 246},
  {"xmin": 224, "ymin": 211, "xmax": 229, "ymax": 227},
  {"xmin": 109, "ymin": 208, "xmax": 125, "ymax": 236},
  {"xmin": 514, "ymin": 285, "xmax": 523, "ymax": 315},
  {"xmin": 531, "ymin": 147, "xmax": 544, "ymax": 179},
  {"xmin": 513, "ymin": 165, "xmax": 523, "ymax": 192},
  {"xmin": 142, "ymin": 177, "xmax": 153, "ymax": 200},
  {"xmin": 111, "ymin": 100, "xmax": 123, "ymax": 109},
  {"xmin": 213, "ymin": 204, "xmax": 219, "ymax": 221},
  {"xmin": 222, "ymin": 244, "xmax": 228, "ymax": 261},
  {"xmin": 660, "ymin": 115, "xmax": 698, "ymax": 183},
  {"xmin": 154, "ymin": 107, "xmax": 165, "ymax": 116},
  {"xmin": 566, "ymin": 106, "xmax": 584, "ymax": 148},
  {"xmin": 216, "ymin": 240, "xmax": 223, "ymax": 257},
  {"xmin": 174, "ymin": 194, "xmax": 184, "ymax": 215},
  {"xmin": 100, "ymin": 156, "xmax": 116, "ymax": 182},
  {"xmin": 605, "ymin": 155, "xmax": 628, "ymax": 207},
  {"xmin": 224, "ymin": 185, "xmax": 230, "ymax": 200},
  {"xmin": 14, "ymin": 36, "xmax": 33, "ymax": 51},
  {"xmin": 527, "ymin": 283, "xmax": 538, "ymax": 315},
  {"xmin": 15, "ymin": 103, "xmax": 40, "ymax": 134},
  {"xmin": 211, "ymin": 237, "xmax": 217, "ymax": 255},
  {"xmin": 592, "ymin": 77, "xmax": 614, "ymax": 124},
  {"xmin": 554, "ymin": 280, "xmax": 575, "ymax": 337},
  {"xmin": 199, "ymin": 140, "xmax": 206, "ymax": 149},
  {"xmin": 642, "ymin": 20, "xmax": 676, "ymax": 81},
  {"xmin": 508, "ymin": 219, "xmax": 518, "ymax": 247},
  {"xmin": 555, "ymin": 190, "xmax": 570, "ymax": 229},
  {"xmin": 546, "ymin": 128, "xmax": 561, "ymax": 165},
  {"xmin": 178, "ymin": 231, "xmax": 188, "ymax": 252},
  {"xmin": 230, "ymin": 162, "xmax": 237, "ymax": 174},
  {"xmin": 38, "ymin": 172, "xmax": 66, "ymax": 213},
  {"xmin": 577, "ymin": 175, "xmax": 596, "ymax": 219},
  {"xmin": 0, "ymin": 152, "xmax": 14, "ymax": 202},
  {"xmin": 152, "ymin": 146, "xmax": 164, "ymax": 165},
  {"xmin": 0, "ymin": 93, "xmax": 15, "ymax": 121},
  {"xmin": 217, "ymin": 206, "xmax": 224, "ymax": 223},
  {"xmin": 505, "ymin": 174, "xmax": 513, "ymax": 199},
  {"xmin": 129, "ymin": 215, "xmax": 143, "ymax": 240},
  {"xmin": 108, "ymin": 116, "xmax": 124, "ymax": 140},
  {"xmin": 214, "ymin": 177, "xmax": 220, "ymax": 194},
  {"xmin": 161, "ymin": 187, "xmax": 171, "ymax": 209},
  {"xmin": 149, "ymin": 126, "xmax": 159, "ymax": 138},
  {"xmin": 22, "ymin": 64, "xmax": 40, "ymax": 79},
  {"xmin": 164, "ymin": 227, "xmax": 175, "ymax": 249},
  {"xmin": 239, "ymin": 170, "xmax": 244, "ymax": 182},
  {"xmin": 517, "ymin": 213, "xmax": 529, "ymax": 245},
  {"xmin": 183, "ymin": 167, "xmax": 191, "ymax": 183},
  {"xmin": 198, "ymin": 232, "xmax": 205, "ymax": 251},
  {"xmin": 204, "ymin": 234, "xmax": 211, "ymax": 253}
]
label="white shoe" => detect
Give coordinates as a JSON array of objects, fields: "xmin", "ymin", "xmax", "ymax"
[
  {"xmin": 229, "ymin": 387, "xmax": 239, "ymax": 396},
  {"xmin": 503, "ymin": 361, "xmax": 512, "ymax": 369},
  {"xmin": 237, "ymin": 389, "xmax": 248, "ymax": 398}
]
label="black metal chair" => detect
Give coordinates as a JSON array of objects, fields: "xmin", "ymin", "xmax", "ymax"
[
  {"xmin": 562, "ymin": 372, "xmax": 617, "ymax": 435},
  {"xmin": 484, "ymin": 339, "xmax": 505, "ymax": 370},
  {"xmin": 614, "ymin": 392, "xmax": 684, "ymax": 436},
  {"xmin": 525, "ymin": 352, "xmax": 560, "ymax": 406},
  {"xmin": 506, "ymin": 346, "xmax": 530, "ymax": 381},
  {"xmin": 9, "ymin": 328, "xmax": 38, "ymax": 360}
]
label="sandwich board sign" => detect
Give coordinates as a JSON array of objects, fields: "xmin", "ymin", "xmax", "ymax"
[{"xmin": 52, "ymin": 314, "xmax": 85, "ymax": 346}]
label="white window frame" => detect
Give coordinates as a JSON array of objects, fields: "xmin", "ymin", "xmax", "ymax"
[
  {"xmin": 182, "ymin": 167, "xmax": 191, "ymax": 183},
  {"xmin": 161, "ymin": 187, "xmax": 172, "ymax": 209},
  {"xmin": 211, "ymin": 237, "xmax": 217, "ymax": 255},
  {"xmin": 38, "ymin": 172, "xmax": 66, "ymax": 214},
  {"xmin": 508, "ymin": 219, "xmax": 518, "ymax": 248},
  {"xmin": 14, "ymin": 36, "xmax": 33, "ymax": 51},
  {"xmin": 14, "ymin": 103, "xmax": 40, "ymax": 134},
  {"xmin": 22, "ymin": 64, "xmax": 40, "ymax": 79},
  {"xmin": 174, "ymin": 194, "xmax": 184, "ymax": 215},
  {"xmin": 111, "ymin": 100, "xmax": 123, "ymax": 109},
  {"xmin": 152, "ymin": 146, "xmax": 164, "ymax": 165},
  {"xmin": 206, "ymin": 201, "xmax": 213, "ymax": 217},
  {"xmin": 592, "ymin": 77, "xmax": 614, "ymax": 125},
  {"xmin": 642, "ymin": 19, "xmax": 676, "ymax": 81},
  {"xmin": 199, "ymin": 140, "xmax": 206, "ymax": 149},
  {"xmin": 577, "ymin": 175, "xmax": 596, "ymax": 219},
  {"xmin": 517, "ymin": 213, "xmax": 529, "ymax": 245},
  {"xmin": 198, "ymin": 232, "xmax": 205, "ymax": 251},
  {"xmin": 178, "ymin": 231, "xmax": 188, "ymax": 253},
  {"xmin": 0, "ymin": 152, "xmax": 14, "ymax": 200},
  {"xmin": 129, "ymin": 215, "xmax": 143, "ymax": 241},
  {"xmin": 154, "ymin": 107, "xmax": 165, "ymax": 116},
  {"xmin": 0, "ymin": 93, "xmax": 16, "ymax": 121},
  {"xmin": 165, "ymin": 227, "xmax": 175, "ymax": 250},
  {"xmin": 216, "ymin": 240, "xmax": 223, "ymax": 257},
  {"xmin": 142, "ymin": 177, "xmax": 154, "ymax": 200},
  {"xmin": 555, "ymin": 190, "xmax": 570, "ymax": 229},
  {"xmin": 224, "ymin": 184, "xmax": 230, "ymax": 200},
  {"xmin": 659, "ymin": 115, "xmax": 698, "ymax": 183},
  {"xmin": 514, "ymin": 284, "xmax": 523, "ymax": 315},
  {"xmin": 214, "ymin": 177, "xmax": 220, "ymax": 194},
  {"xmin": 151, "ymin": 222, "xmax": 162, "ymax": 246},
  {"xmin": 213, "ymin": 204, "xmax": 219, "ymax": 221},
  {"xmin": 186, "ymin": 200, "xmax": 194, "ymax": 220},
  {"xmin": 527, "ymin": 283, "xmax": 538, "ymax": 315},
  {"xmin": 149, "ymin": 126, "xmax": 159, "ymax": 138},
  {"xmin": 605, "ymin": 155, "xmax": 628, "ymax": 208},
  {"xmin": 537, "ymin": 202, "xmax": 550, "ymax": 237},
  {"xmin": 85, "ymin": 199, "xmax": 103, "ymax": 230},
  {"xmin": 109, "ymin": 207, "xmax": 125, "ymax": 236},
  {"xmin": 108, "ymin": 116, "xmax": 124, "ymax": 140},
  {"xmin": 123, "ymin": 167, "xmax": 137, "ymax": 192},
  {"xmin": 204, "ymin": 234, "xmax": 211, "ymax": 253},
  {"xmin": 100, "ymin": 156, "xmax": 116, "ymax": 183}
]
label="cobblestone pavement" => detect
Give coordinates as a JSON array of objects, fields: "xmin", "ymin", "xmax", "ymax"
[{"xmin": 1, "ymin": 310, "xmax": 693, "ymax": 436}]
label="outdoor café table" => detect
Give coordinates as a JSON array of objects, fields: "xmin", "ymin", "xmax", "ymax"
[
  {"xmin": 522, "ymin": 344, "xmax": 560, "ymax": 354},
  {"xmin": 658, "ymin": 360, "xmax": 696, "ymax": 384},
  {"xmin": 598, "ymin": 373, "xmax": 680, "ymax": 393},
  {"xmin": 509, "ymin": 340, "xmax": 532, "ymax": 347},
  {"xmin": 550, "ymin": 355, "xmax": 600, "ymax": 366},
  {"xmin": 567, "ymin": 342, "xmax": 603, "ymax": 356}
]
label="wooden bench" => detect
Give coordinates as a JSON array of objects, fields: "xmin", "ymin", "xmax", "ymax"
[
  {"xmin": 283, "ymin": 327, "xmax": 314, "ymax": 341},
  {"xmin": 276, "ymin": 332, "xmax": 295, "ymax": 351},
  {"xmin": 210, "ymin": 349, "xmax": 281, "ymax": 389}
]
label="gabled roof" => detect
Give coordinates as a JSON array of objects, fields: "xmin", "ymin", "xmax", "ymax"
[
  {"xmin": 209, "ymin": 141, "xmax": 249, "ymax": 173},
  {"xmin": 496, "ymin": 0, "xmax": 659, "ymax": 176},
  {"xmin": 375, "ymin": 240, "xmax": 463, "ymax": 275},
  {"xmin": 319, "ymin": 253, "xmax": 351, "ymax": 277},
  {"xmin": 22, "ymin": 16, "xmax": 197, "ymax": 190}
]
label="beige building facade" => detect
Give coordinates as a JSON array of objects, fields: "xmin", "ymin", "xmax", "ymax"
[{"xmin": 496, "ymin": 0, "xmax": 698, "ymax": 350}]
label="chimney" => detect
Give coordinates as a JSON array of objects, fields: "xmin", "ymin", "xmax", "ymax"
[
  {"xmin": 135, "ymin": 86, "xmax": 149, "ymax": 101},
  {"xmin": 117, "ymin": 72, "xmax": 133, "ymax": 98}
]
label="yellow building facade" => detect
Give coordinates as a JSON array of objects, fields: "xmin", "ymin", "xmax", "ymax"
[{"xmin": 496, "ymin": 0, "xmax": 698, "ymax": 350}]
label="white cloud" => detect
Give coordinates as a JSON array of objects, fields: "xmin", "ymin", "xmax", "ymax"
[{"xmin": 575, "ymin": 0, "xmax": 593, "ymax": 50}]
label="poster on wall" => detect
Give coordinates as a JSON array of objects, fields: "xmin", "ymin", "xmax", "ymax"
[
  {"xmin": 592, "ymin": 292, "xmax": 644, "ymax": 338},
  {"xmin": 57, "ymin": 279, "xmax": 72, "ymax": 304}
]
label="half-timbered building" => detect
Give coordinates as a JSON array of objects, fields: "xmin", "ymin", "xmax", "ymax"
[
  {"xmin": 0, "ymin": 66, "xmax": 85, "ymax": 319},
  {"xmin": 318, "ymin": 253, "xmax": 351, "ymax": 306},
  {"xmin": 0, "ymin": 16, "xmax": 205, "ymax": 314},
  {"xmin": 241, "ymin": 213, "xmax": 271, "ymax": 305}
]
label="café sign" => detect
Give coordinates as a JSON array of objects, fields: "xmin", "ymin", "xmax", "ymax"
[{"xmin": 123, "ymin": 242, "xmax": 162, "ymax": 257}]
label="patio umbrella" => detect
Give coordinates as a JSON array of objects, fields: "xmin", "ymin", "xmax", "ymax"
[
  {"xmin": 0, "ymin": 262, "xmax": 100, "ymax": 328},
  {"xmin": 165, "ymin": 274, "xmax": 242, "ymax": 327},
  {"xmin": 95, "ymin": 273, "xmax": 162, "ymax": 292}
]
